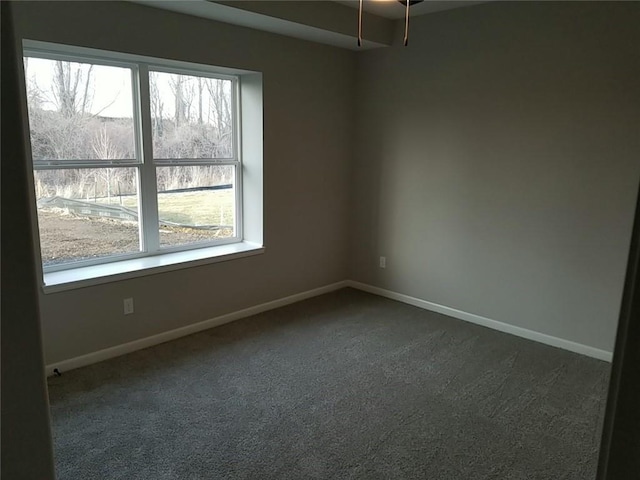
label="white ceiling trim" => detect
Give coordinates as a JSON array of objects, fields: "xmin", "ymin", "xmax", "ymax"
[
  {"xmin": 132, "ymin": 0, "xmax": 387, "ymax": 50},
  {"xmin": 131, "ymin": 1, "xmax": 487, "ymax": 50}
]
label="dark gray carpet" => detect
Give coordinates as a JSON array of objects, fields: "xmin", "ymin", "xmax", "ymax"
[{"xmin": 47, "ymin": 288, "xmax": 610, "ymax": 479}]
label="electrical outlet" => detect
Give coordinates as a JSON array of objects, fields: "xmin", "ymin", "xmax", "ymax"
[
  {"xmin": 123, "ymin": 298, "xmax": 134, "ymax": 315},
  {"xmin": 379, "ymin": 256, "xmax": 386, "ymax": 268}
]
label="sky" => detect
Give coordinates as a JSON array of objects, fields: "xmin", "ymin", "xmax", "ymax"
[{"xmin": 23, "ymin": 56, "xmax": 232, "ymax": 122}]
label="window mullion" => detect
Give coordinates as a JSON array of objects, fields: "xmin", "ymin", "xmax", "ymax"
[
  {"xmin": 136, "ymin": 64, "xmax": 160, "ymax": 253},
  {"xmin": 233, "ymin": 78, "xmax": 242, "ymax": 240}
]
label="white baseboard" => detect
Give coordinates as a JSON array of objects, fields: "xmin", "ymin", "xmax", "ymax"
[
  {"xmin": 46, "ymin": 280, "xmax": 350, "ymax": 376},
  {"xmin": 346, "ymin": 281, "xmax": 613, "ymax": 362},
  {"xmin": 46, "ymin": 278, "xmax": 613, "ymax": 376}
]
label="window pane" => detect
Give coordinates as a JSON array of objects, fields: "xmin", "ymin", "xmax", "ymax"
[
  {"xmin": 157, "ymin": 165, "xmax": 235, "ymax": 248},
  {"xmin": 23, "ymin": 57, "xmax": 136, "ymax": 162},
  {"xmin": 34, "ymin": 168, "xmax": 140, "ymax": 266},
  {"xmin": 150, "ymin": 71, "xmax": 233, "ymax": 159}
]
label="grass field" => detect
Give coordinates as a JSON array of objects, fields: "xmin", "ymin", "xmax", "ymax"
[
  {"xmin": 158, "ymin": 190, "xmax": 234, "ymax": 227},
  {"xmin": 105, "ymin": 189, "xmax": 235, "ymax": 227}
]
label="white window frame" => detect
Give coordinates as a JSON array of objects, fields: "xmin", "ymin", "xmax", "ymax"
[{"xmin": 21, "ymin": 40, "xmax": 264, "ymax": 291}]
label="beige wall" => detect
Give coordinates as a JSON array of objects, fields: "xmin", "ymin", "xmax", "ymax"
[
  {"xmin": 351, "ymin": 1, "xmax": 640, "ymax": 352},
  {"xmin": 13, "ymin": 1, "xmax": 355, "ymax": 364}
]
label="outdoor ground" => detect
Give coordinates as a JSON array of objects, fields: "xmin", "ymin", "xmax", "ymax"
[
  {"xmin": 38, "ymin": 210, "xmax": 233, "ymax": 266},
  {"xmin": 36, "ymin": 189, "xmax": 235, "ymax": 266}
]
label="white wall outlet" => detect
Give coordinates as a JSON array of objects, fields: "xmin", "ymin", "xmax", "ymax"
[
  {"xmin": 379, "ymin": 256, "xmax": 386, "ymax": 268},
  {"xmin": 123, "ymin": 298, "xmax": 134, "ymax": 315}
]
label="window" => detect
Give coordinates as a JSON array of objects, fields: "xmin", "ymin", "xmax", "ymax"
[
  {"xmin": 148, "ymin": 70, "xmax": 238, "ymax": 249},
  {"xmin": 22, "ymin": 41, "xmax": 263, "ymax": 288}
]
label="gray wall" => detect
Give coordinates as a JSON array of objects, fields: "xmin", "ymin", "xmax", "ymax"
[
  {"xmin": 351, "ymin": 1, "xmax": 640, "ymax": 352},
  {"xmin": 12, "ymin": 1, "xmax": 355, "ymax": 364},
  {"xmin": 2, "ymin": 3, "xmax": 56, "ymax": 478},
  {"xmin": 12, "ymin": 1, "xmax": 640, "ymax": 364}
]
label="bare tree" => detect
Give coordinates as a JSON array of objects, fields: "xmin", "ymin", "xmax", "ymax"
[
  {"xmin": 150, "ymin": 74, "xmax": 165, "ymax": 139},
  {"xmin": 91, "ymin": 125, "xmax": 127, "ymax": 202},
  {"xmin": 52, "ymin": 61, "xmax": 94, "ymax": 118},
  {"xmin": 92, "ymin": 124, "xmax": 124, "ymax": 160},
  {"xmin": 197, "ymin": 77, "xmax": 204, "ymax": 125},
  {"xmin": 169, "ymin": 74, "xmax": 189, "ymax": 127},
  {"xmin": 206, "ymin": 78, "xmax": 233, "ymax": 157}
]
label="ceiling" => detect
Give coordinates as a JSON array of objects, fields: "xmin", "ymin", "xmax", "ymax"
[
  {"xmin": 336, "ymin": 1, "xmax": 486, "ymax": 20},
  {"xmin": 131, "ymin": 0, "xmax": 486, "ymax": 50}
]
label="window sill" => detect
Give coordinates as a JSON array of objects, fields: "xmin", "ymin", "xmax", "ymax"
[{"xmin": 42, "ymin": 242, "xmax": 265, "ymax": 294}]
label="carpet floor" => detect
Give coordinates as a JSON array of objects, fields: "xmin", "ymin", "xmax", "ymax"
[{"xmin": 47, "ymin": 288, "xmax": 610, "ymax": 479}]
